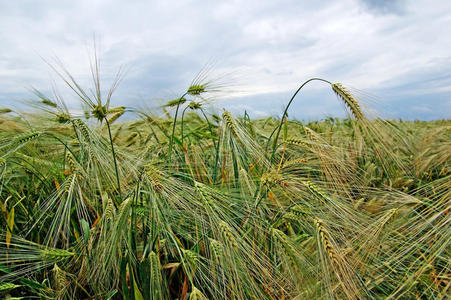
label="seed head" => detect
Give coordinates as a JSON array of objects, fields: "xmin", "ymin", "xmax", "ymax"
[
  {"xmin": 332, "ymin": 83, "xmax": 364, "ymax": 120},
  {"xmin": 56, "ymin": 113, "xmax": 71, "ymax": 124},
  {"xmin": 189, "ymin": 286, "xmax": 208, "ymax": 300},
  {"xmin": 108, "ymin": 106, "xmax": 126, "ymax": 113},
  {"xmin": 165, "ymin": 97, "xmax": 186, "ymax": 107},
  {"xmin": 0, "ymin": 282, "xmax": 20, "ymax": 291},
  {"xmin": 92, "ymin": 104, "xmax": 107, "ymax": 121},
  {"xmin": 222, "ymin": 111, "xmax": 239, "ymax": 138},
  {"xmin": 0, "ymin": 108, "xmax": 12, "ymax": 114},
  {"xmin": 108, "ymin": 110, "xmax": 125, "ymax": 124},
  {"xmin": 42, "ymin": 99, "xmax": 58, "ymax": 108},
  {"xmin": 187, "ymin": 84, "xmax": 206, "ymax": 96},
  {"xmin": 188, "ymin": 101, "xmax": 202, "ymax": 110},
  {"xmin": 261, "ymin": 171, "xmax": 283, "ymax": 187},
  {"xmin": 40, "ymin": 248, "xmax": 75, "ymax": 262}
]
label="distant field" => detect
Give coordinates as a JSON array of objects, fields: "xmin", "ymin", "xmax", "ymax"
[{"xmin": 0, "ymin": 73, "xmax": 450, "ymax": 299}]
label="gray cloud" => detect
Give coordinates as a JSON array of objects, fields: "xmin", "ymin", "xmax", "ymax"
[
  {"xmin": 359, "ymin": 0, "xmax": 407, "ymax": 15},
  {"xmin": 0, "ymin": 0, "xmax": 450, "ymax": 120}
]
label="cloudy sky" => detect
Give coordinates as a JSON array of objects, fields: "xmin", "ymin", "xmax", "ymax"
[{"xmin": 1, "ymin": 0, "xmax": 450, "ymax": 120}]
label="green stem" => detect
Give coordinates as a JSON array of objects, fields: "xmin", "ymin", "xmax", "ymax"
[
  {"xmin": 254, "ymin": 78, "xmax": 331, "ymax": 209},
  {"xmin": 199, "ymin": 108, "xmax": 220, "ymax": 183},
  {"xmin": 267, "ymin": 78, "xmax": 331, "ymax": 163},
  {"xmin": 168, "ymin": 93, "xmax": 187, "ymax": 164},
  {"xmin": 180, "ymin": 105, "xmax": 190, "ymax": 146},
  {"xmin": 105, "ymin": 118, "xmax": 122, "ymax": 205}
]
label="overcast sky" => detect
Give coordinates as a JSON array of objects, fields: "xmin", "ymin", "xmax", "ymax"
[{"xmin": 0, "ymin": 0, "xmax": 450, "ymax": 120}]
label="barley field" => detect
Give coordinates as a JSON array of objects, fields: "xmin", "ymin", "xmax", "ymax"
[{"xmin": 0, "ymin": 63, "xmax": 450, "ymax": 299}]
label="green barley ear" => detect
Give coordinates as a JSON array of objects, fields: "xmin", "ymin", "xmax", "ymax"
[
  {"xmin": 182, "ymin": 249, "xmax": 199, "ymax": 273},
  {"xmin": 332, "ymin": 83, "xmax": 364, "ymax": 120},
  {"xmin": 219, "ymin": 221, "xmax": 238, "ymax": 250},
  {"xmin": 13, "ymin": 132, "xmax": 41, "ymax": 146},
  {"xmin": 145, "ymin": 164, "xmax": 164, "ymax": 192},
  {"xmin": 0, "ymin": 282, "xmax": 21, "ymax": 292},
  {"xmin": 42, "ymin": 98, "xmax": 58, "ymax": 108},
  {"xmin": 189, "ymin": 286, "xmax": 208, "ymax": 300},
  {"xmin": 302, "ymin": 180, "xmax": 328, "ymax": 200},
  {"xmin": 127, "ymin": 120, "xmax": 145, "ymax": 129},
  {"xmin": 65, "ymin": 152, "xmax": 77, "ymax": 173},
  {"xmin": 125, "ymin": 132, "xmax": 138, "ymax": 143},
  {"xmin": 208, "ymin": 238, "xmax": 224, "ymax": 261},
  {"xmin": 271, "ymin": 228, "xmax": 298, "ymax": 269},
  {"xmin": 303, "ymin": 126, "xmax": 319, "ymax": 142},
  {"xmin": 194, "ymin": 181, "xmax": 216, "ymax": 207},
  {"xmin": 165, "ymin": 97, "xmax": 187, "ymax": 107},
  {"xmin": 133, "ymin": 205, "xmax": 150, "ymax": 216},
  {"xmin": 72, "ymin": 119, "xmax": 91, "ymax": 142},
  {"xmin": 261, "ymin": 170, "xmax": 283, "ymax": 188},
  {"xmin": 149, "ymin": 251, "xmax": 163, "ymax": 298},
  {"xmin": 314, "ymin": 218, "xmax": 339, "ymax": 265},
  {"xmin": 91, "ymin": 104, "xmax": 107, "ymax": 121},
  {"xmin": 107, "ymin": 109, "xmax": 125, "ymax": 125},
  {"xmin": 187, "ymin": 84, "xmax": 206, "ymax": 96},
  {"xmin": 282, "ymin": 212, "xmax": 299, "ymax": 224},
  {"xmin": 313, "ymin": 218, "xmax": 362, "ymax": 299},
  {"xmin": 290, "ymin": 204, "xmax": 311, "ymax": 216},
  {"xmin": 286, "ymin": 137, "xmax": 308, "ymax": 147},
  {"xmin": 0, "ymin": 108, "xmax": 12, "ymax": 114},
  {"xmin": 52, "ymin": 263, "xmax": 68, "ymax": 291},
  {"xmin": 188, "ymin": 101, "xmax": 202, "ymax": 109},
  {"xmin": 282, "ymin": 158, "xmax": 308, "ymax": 168},
  {"xmin": 40, "ymin": 248, "xmax": 75, "ymax": 263},
  {"xmin": 108, "ymin": 106, "xmax": 126, "ymax": 113},
  {"xmin": 64, "ymin": 174, "xmax": 76, "ymax": 194},
  {"xmin": 56, "ymin": 113, "xmax": 71, "ymax": 124},
  {"xmin": 211, "ymin": 114, "xmax": 220, "ymax": 123},
  {"xmin": 222, "ymin": 111, "xmax": 238, "ymax": 138},
  {"xmin": 117, "ymin": 197, "xmax": 132, "ymax": 223},
  {"xmin": 149, "ymin": 251, "xmax": 161, "ymax": 281},
  {"xmin": 104, "ymin": 198, "xmax": 116, "ymax": 222}
]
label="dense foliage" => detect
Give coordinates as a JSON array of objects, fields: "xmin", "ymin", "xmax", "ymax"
[{"xmin": 0, "ymin": 66, "xmax": 450, "ymax": 299}]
